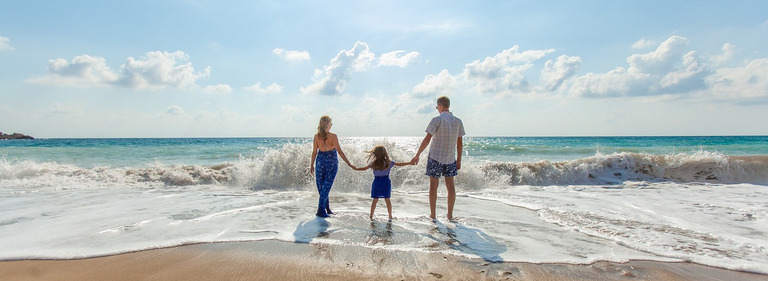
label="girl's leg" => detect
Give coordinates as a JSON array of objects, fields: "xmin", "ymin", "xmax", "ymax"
[
  {"xmin": 370, "ymin": 198, "xmax": 379, "ymax": 220},
  {"xmin": 384, "ymin": 198, "xmax": 392, "ymax": 220}
]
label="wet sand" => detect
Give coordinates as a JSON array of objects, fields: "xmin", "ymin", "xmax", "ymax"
[{"xmin": 1, "ymin": 240, "xmax": 766, "ymax": 281}]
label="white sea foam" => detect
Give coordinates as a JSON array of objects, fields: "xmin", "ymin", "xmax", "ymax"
[
  {"xmin": 2, "ymin": 145, "xmax": 767, "ymax": 190},
  {"xmin": 1, "ymin": 143, "xmax": 767, "ymax": 273}
]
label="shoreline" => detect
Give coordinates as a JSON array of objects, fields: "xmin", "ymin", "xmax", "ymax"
[{"xmin": 2, "ymin": 240, "xmax": 766, "ymax": 281}]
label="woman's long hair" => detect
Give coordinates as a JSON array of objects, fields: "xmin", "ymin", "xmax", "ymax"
[
  {"xmin": 317, "ymin": 116, "xmax": 331, "ymax": 141},
  {"xmin": 367, "ymin": 146, "xmax": 391, "ymax": 170}
]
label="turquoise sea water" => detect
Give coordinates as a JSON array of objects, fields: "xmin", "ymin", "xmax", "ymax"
[{"xmin": 2, "ymin": 136, "xmax": 767, "ymax": 168}]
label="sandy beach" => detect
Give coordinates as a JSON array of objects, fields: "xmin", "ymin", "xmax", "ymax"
[{"xmin": 2, "ymin": 240, "xmax": 766, "ymax": 281}]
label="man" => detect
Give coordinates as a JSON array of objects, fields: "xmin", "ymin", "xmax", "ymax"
[{"xmin": 411, "ymin": 96, "xmax": 465, "ymax": 220}]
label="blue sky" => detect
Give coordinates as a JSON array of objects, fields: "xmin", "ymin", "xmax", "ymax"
[{"xmin": 1, "ymin": 0, "xmax": 767, "ymax": 137}]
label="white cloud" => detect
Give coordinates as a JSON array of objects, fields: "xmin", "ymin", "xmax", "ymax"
[
  {"xmin": 244, "ymin": 82, "xmax": 283, "ymax": 95},
  {"xmin": 540, "ymin": 55, "xmax": 582, "ymax": 91},
  {"xmin": 378, "ymin": 50, "xmax": 420, "ymax": 67},
  {"xmin": 712, "ymin": 43, "xmax": 735, "ymax": 65},
  {"xmin": 462, "ymin": 45, "xmax": 554, "ymax": 94},
  {"xmin": 300, "ymin": 41, "xmax": 375, "ymax": 96},
  {"xmin": 416, "ymin": 102, "xmax": 435, "ymax": 114},
  {"xmin": 626, "ymin": 35, "xmax": 689, "ymax": 74},
  {"xmin": 0, "ymin": 35, "xmax": 13, "ymax": 51},
  {"xmin": 30, "ymin": 51, "xmax": 211, "ymax": 90},
  {"xmin": 569, "ymin": 35, "xmax": 709, "ymax": 97},
  {"xmin": 203, "ymin": 84, "xmax": 232, "ymax": 94},
  {"xmin": 708, "ymin": 58, "xmax": 768, "ymax": 99},
  {"xmin": 28, "ymin": 55, "xmax": 119, "ymax": 86},
  {"xmin": 272, "ymin": 48, "xmax": 311, "ymax": 62},
  {"xmin": 411, "ymin": 69, "xmax": 456, "ymax": 98},
  {"xmin": 659, "ymin": 51, "xmax": 709, "ymax": 93},
  {"xmin": 117, "ymin": 51, "xmax": 210, "ymax": 89},
  {"xmin": 166, "ymin": 105, "xmax": 185, "ymax": 115},
  {"xmin": 300, "ymin": 41, "xmax": 421, "ymax": 96},
  {"xmin": 631, "ymin": 38, "xmax": 656, "ymax": 50},
  {"xmin": 408, "ymin": 46, "xmax": 561, "ymax": 99}
]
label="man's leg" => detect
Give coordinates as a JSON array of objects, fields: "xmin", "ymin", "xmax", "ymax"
[
  {"xmin": 429, "ymin": 177, "xmax": 439, "ymax": 219},
  {"xmin": 444, "ymin": 176, "xmax": 456, "ymax": 220}
]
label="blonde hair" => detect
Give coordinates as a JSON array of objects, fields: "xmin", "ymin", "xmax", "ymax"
[
  {"xmin": 367, "ymin": 146, "xmax": 391, "ymax": 170},
  {"xmin": 317, "ymin": 116, "xmax": 331, "ymax": 141}
]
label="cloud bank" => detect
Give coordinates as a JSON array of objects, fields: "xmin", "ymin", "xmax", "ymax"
[
  {"xmin": 29, "ymin": 51, "xmax": 217, "ymax": 90},
  {"xmin": 301, "ymin": 41, "xmax": 419, "ymax": 95}
]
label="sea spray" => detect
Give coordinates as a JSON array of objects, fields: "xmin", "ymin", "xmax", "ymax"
[{"xmin": 2, "ymin": 146, "xmax": 767, "ymax": 190}]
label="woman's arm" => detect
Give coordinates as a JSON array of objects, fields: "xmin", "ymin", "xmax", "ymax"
[
  {"xmin": 310, "ymin": 135, "xmax": 318, "ymax": 174},
  {"xmin": 333, "ymin": 135, "xmax": 354, "ymax": 168}
]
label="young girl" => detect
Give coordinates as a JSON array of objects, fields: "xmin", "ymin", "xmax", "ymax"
[{"xmin": 352, "ymin": 146, "xmax": 415, "ymax": 220}]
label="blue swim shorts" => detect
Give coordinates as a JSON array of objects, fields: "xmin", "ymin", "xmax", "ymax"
[{"xmin": 426, "ymin": 158, "xmax": 457, "ymax": 178}]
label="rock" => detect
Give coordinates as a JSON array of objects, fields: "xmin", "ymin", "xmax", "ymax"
[{"xmin": 0, "ymin": 132, "xmax": 34, "ymax": 140}]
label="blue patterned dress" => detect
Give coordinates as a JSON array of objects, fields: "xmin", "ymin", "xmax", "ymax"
[{"xmin": 315, "ymin": 149, "xmax": 338, "ymax": 217}]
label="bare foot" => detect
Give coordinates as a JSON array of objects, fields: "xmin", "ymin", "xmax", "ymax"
[{"xmin": 369, "ymin": 215, "xmax": 373, "ymax": 221}]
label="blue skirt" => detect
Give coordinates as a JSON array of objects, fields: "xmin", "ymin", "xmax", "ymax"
[{"xmin": 371, "ymin": 176, "xmax": 391, "ymax": 198}]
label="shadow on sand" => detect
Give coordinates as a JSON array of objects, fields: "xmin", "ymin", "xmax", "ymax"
[
  {"xmin": 426, "ymin": 221, "xmax": 506, "ymax": 263},
  {"xmin": 292, "ymin": 217, "xmax": 330, "ymax": 243}
]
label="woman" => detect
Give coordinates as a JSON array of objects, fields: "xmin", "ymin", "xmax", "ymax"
[{"xmin": 310, "ymin": 116, "xmax": 354, "ymax": 217}]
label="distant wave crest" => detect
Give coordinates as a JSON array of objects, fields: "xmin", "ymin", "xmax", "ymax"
[{"xmin": 2, "ymin": 144, "xmax": 767, "ymax": 189}]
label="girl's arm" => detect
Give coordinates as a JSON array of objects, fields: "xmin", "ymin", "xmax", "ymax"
[
  {"xmin": 333, "ymin": 135, "xmax": 354, "ymax": 168},
  {"xmin": 352, "ymin": 164, "xmax": 370, "ymax": 171},
  {"xmin": 394, "ymin": 161, "xmax": 414, "ymax": 166},
  {"xmin": 310, "ymin": 136, "xmax": 318, "ymax": 174}
]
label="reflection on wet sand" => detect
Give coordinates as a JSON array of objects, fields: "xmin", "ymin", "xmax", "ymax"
[
  {"xmin": 425, "ymin": 221, "xmax": 506, "ymax": 263},
  {"xmin": 366, "ymin": 220, "xmax": 394, "ymax": 245}
]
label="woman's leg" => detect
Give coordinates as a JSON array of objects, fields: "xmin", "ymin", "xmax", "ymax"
[
  {"xmin": 370, "ymin": 198, "xmax": 379, "ymax": 220},
  {"xmin": 384, "ymin": 198, "xmax": 392, "ymax": 220},
  {"xmin": 324, "ymin": 163, "xmax": 338, "ymax": 214},
  {"xmin": 315, "ymin": 157, "xmax": 330, "ymax": 217}
]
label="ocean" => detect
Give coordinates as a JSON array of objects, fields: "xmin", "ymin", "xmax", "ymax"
[{"xmin": 1, "ymin": 136, "xmax": 767, "ymax": 273}]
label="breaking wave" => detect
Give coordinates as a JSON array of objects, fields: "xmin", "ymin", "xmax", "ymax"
[{"xmin": 1, "ymin": 143, "xmax": 767, "ymax": 190}]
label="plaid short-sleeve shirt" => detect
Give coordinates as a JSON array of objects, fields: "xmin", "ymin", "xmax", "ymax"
[{"xmin": 426, "ymin": 111, "xmax": 466, "ymax": 164}]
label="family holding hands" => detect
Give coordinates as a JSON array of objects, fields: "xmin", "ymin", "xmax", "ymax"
[{"xmin": 310, "ymin": 96, "xmax": 466, "ymax": 221}]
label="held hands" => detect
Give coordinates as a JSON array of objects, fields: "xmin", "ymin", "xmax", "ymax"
[{"xmin": 410, "ymin": 155, "xmax": 420, "ymax": 165}]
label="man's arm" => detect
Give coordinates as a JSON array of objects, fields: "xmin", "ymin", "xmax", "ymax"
[
  {"xmin": 456, "ymin": 136, "xmax": 463, "ymax": 170},
  {"xmin": 411, "ymin": 133, "xmax": 432, "ymax": 164}
]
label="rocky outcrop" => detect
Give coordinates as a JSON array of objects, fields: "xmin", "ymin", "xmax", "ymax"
[{"xmin": 0, "ymin": 132, "xmax": 34, "ymax": 140}]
